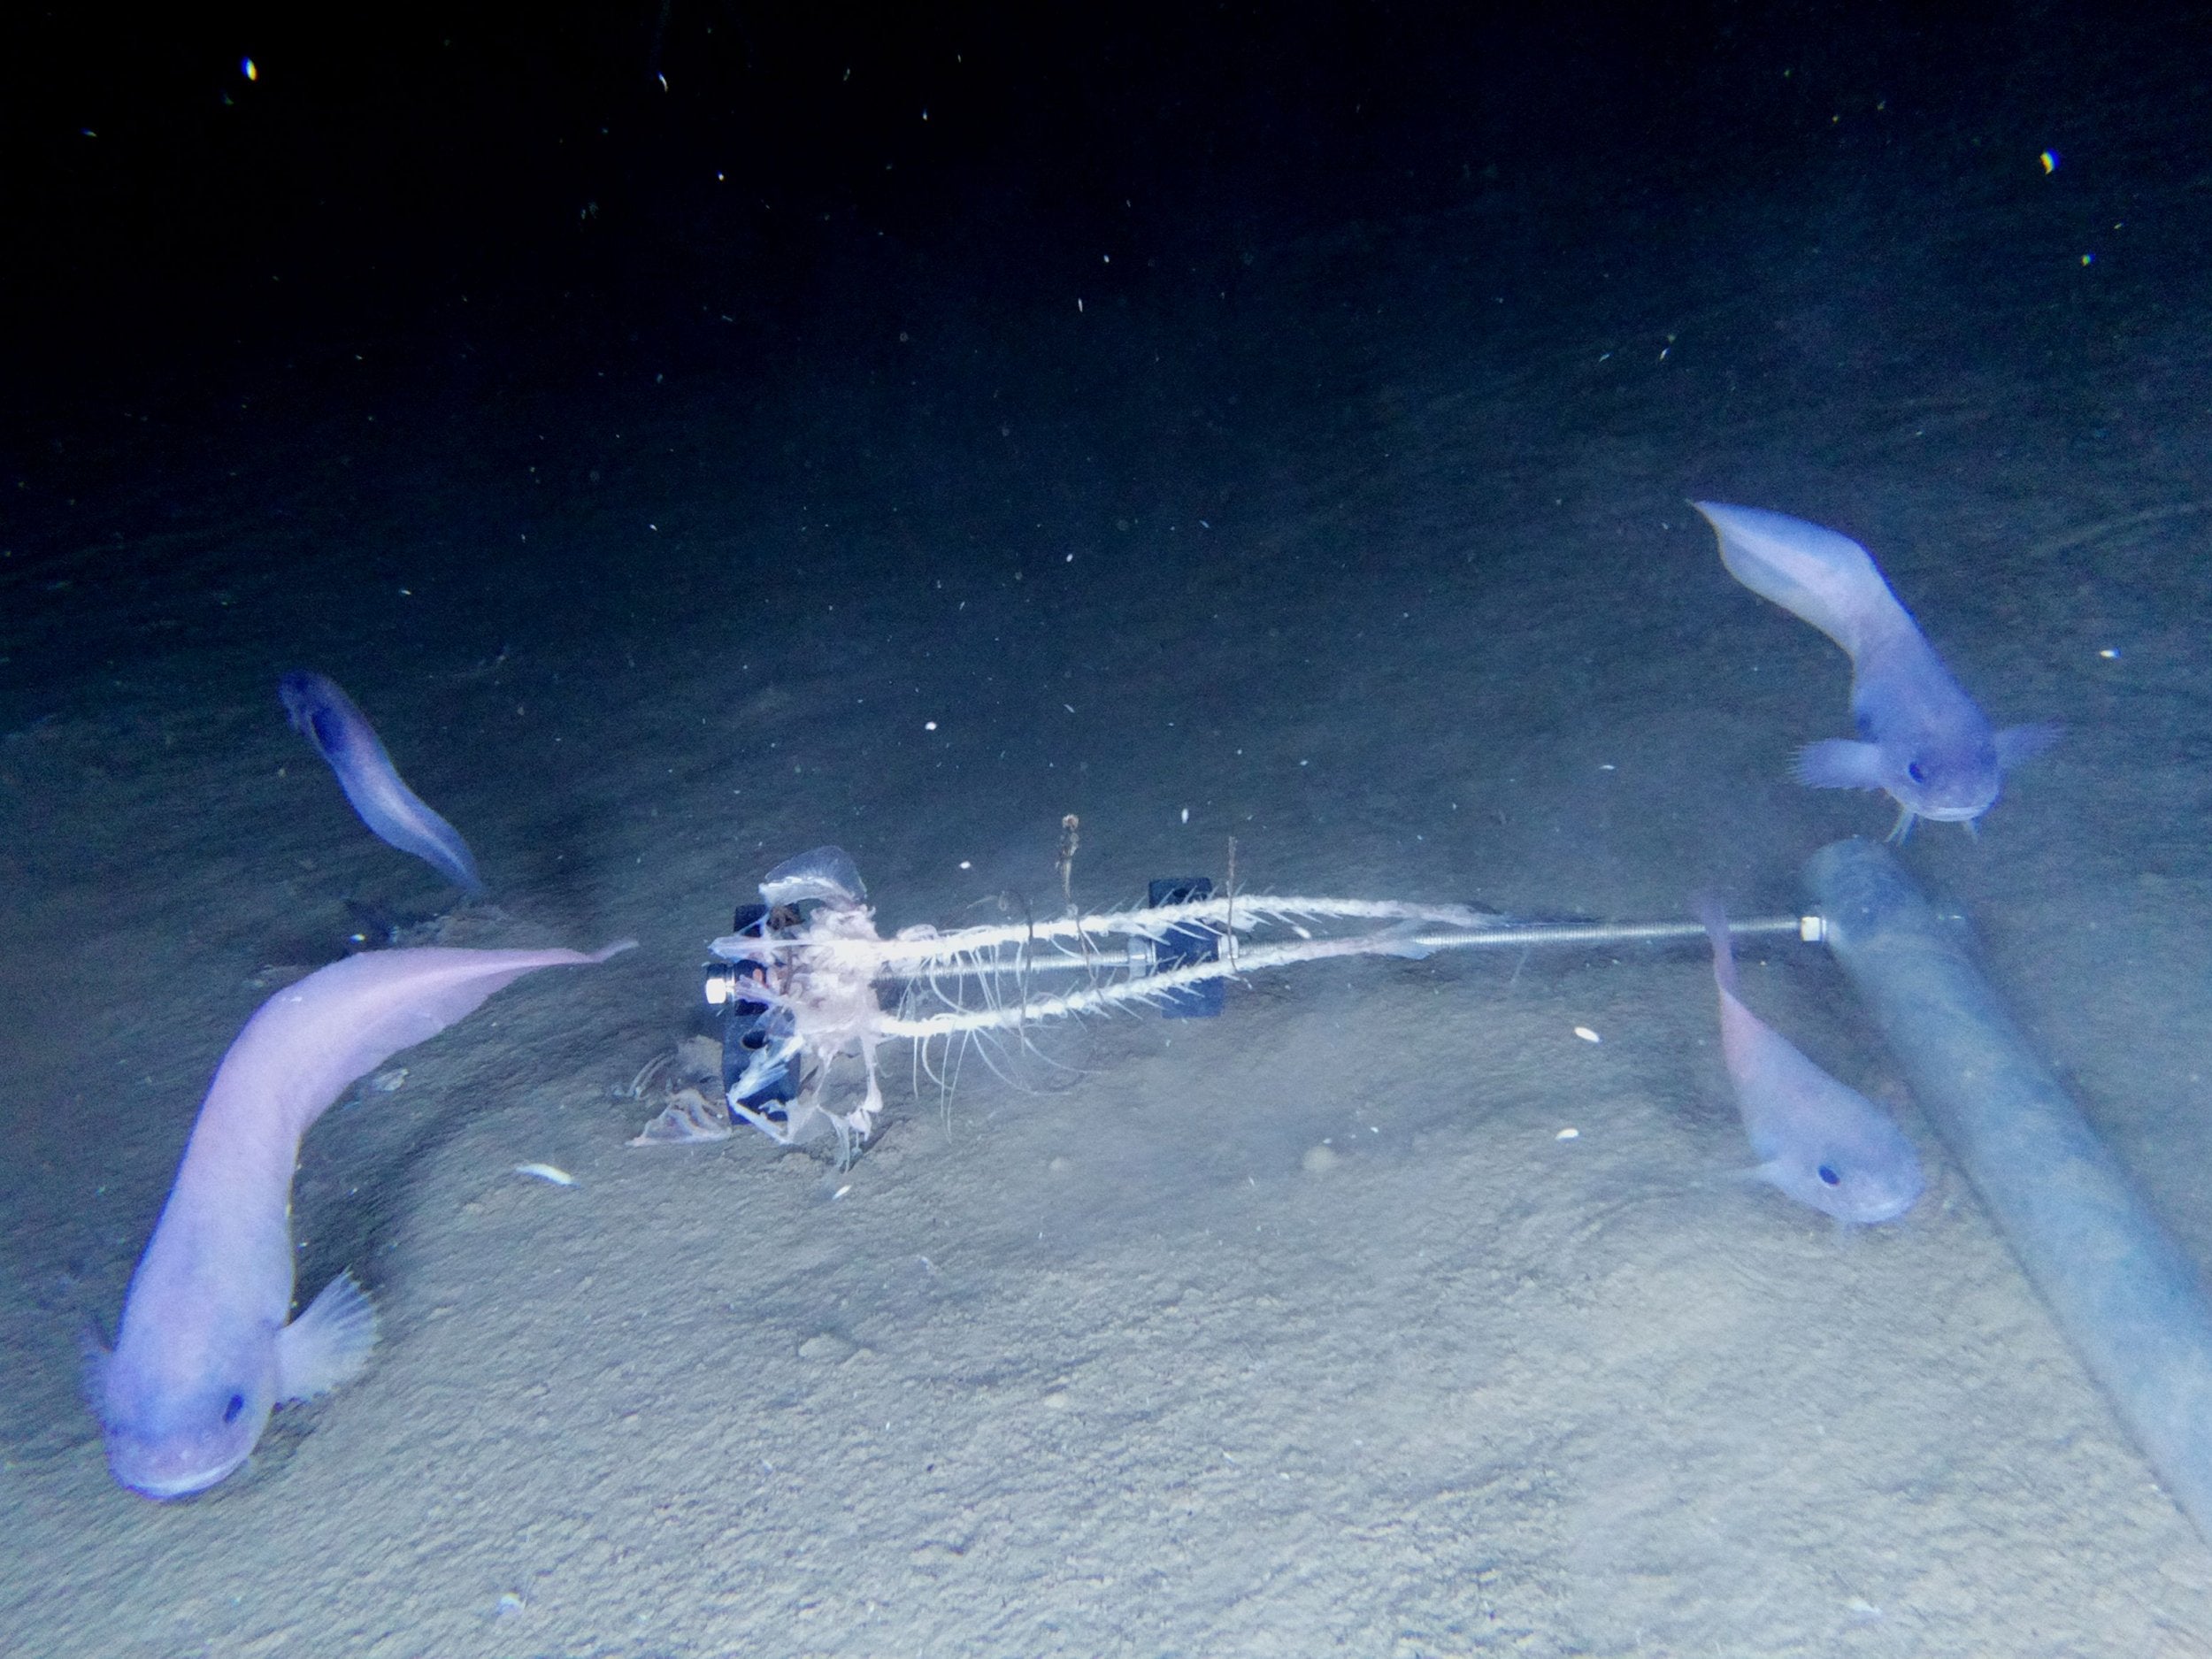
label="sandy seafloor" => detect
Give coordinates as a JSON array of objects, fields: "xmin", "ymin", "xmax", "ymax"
[{"xmin": 7, "ymin": 75, "xmax": 2212, "ymax": 1659}]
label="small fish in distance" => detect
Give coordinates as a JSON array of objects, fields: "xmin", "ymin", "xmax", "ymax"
[
  {"xmin": 280, "ymin": 670, "xmax": 487, "ymax": 893},
  {"xmin": 96, "ymin": 940, "xmax": 633, "ymax": 1498}
]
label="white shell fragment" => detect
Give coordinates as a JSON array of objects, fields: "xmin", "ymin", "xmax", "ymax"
[
  {"xmin": 512, "ymin": 1163, "xmax": 576, "ymax": 1186},
  {"xmin": 1573, "ymin": 1026, "xmax": 1601, "ymax": 1043}
]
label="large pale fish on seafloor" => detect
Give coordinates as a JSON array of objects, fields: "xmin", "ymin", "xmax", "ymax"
[
  {"xmin": 1698, "ymin": 896, "xmax": 1921, "ymax": 1225},
  {"xmin": 96, "ymin": 939, "xmax": 632, "ymax": 1498}
]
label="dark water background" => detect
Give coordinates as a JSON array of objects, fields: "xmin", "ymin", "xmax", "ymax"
[{"xmin": 5, "ymin": 4, "xmax": 2212, "ymax": 1653}]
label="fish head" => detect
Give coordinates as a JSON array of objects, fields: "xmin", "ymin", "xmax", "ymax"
[
  {"xmin": 1845, "ymin": 636, "xmax": 2007, "ymax": 825},
  {"xmin": 1879, "ymin": 727, "xmax": 2002, "ymax": 825},
  {"xmin": 275, "ymin": 671, "xmax": 321, "ymax": 736},
  {"xmin": 277, "ymin": 679, "xmax": 345, "ymax": 755},
  {"xmin": 1768, "ymin": 1132, "xmax": 1925, "ymax": 1225},
  {"xmin": 100, "ymin": 1322, "xmax": 279, "ymax": 1499}
]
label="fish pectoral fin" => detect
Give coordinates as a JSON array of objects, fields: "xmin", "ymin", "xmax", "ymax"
[
  {"xmin": 1995, "ymin": 721, "xmax": 2061, "ymax": 771},
  {"xmin": 77, "ymin": 1320, "xmax": 111, "ymax": 1412},
  {"xmin": 1793, "ymin": 738, "xmax": 1886, "ymax": 791},
  {"xmin": 276, "ymin": 1271, "xmax": 380, "ymax": 1403}
]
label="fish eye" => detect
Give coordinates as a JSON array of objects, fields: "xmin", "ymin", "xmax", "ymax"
[
  {"xmin": 1816, "ymin": 1164, "xmax": 1841, "ymax": 1187},
  {"xmin": 222, "ymin": 1393, "xmax": 247, "ymax": 1425},
  {"xmin": 1906, "ymin": 761, "xmax": 1928, "ymax": 784}
]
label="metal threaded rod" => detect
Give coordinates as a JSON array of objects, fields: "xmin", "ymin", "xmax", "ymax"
[{"xmin": 887, "ymin": 912, "xmax": 1819, "ymax": 979}]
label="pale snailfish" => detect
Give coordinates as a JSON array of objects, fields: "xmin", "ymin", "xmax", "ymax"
[
  {"xmin": 1697, "ymin": 896, "xmax": 1922, "ymax": 1225},
  {"xmin": 97, "ymin": 939, "xmax": 634, "ymax": 1498},
  {"xmin": 280, "ymin": 671, "xmax": 487, "ymax": 895},
  {"xmin": 1691, "ymin": 502, "xmax": 2055, "ymax": 839}
]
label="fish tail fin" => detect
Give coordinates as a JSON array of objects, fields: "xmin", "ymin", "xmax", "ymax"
[
  {"xmin": 1692, "ymin": 894, "xmax": 1739, "ymax": 995},
  {"xmin": 1996, "ymin": 721, "xmax": 2062, "ymax": 772},
  {"xmin": 1692, "ymin": 501, "xmax": 1902, "ymax": 659},
  {"xmin": 450, "ymin": 848, "xmax": 488, "ymax": 898}
]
